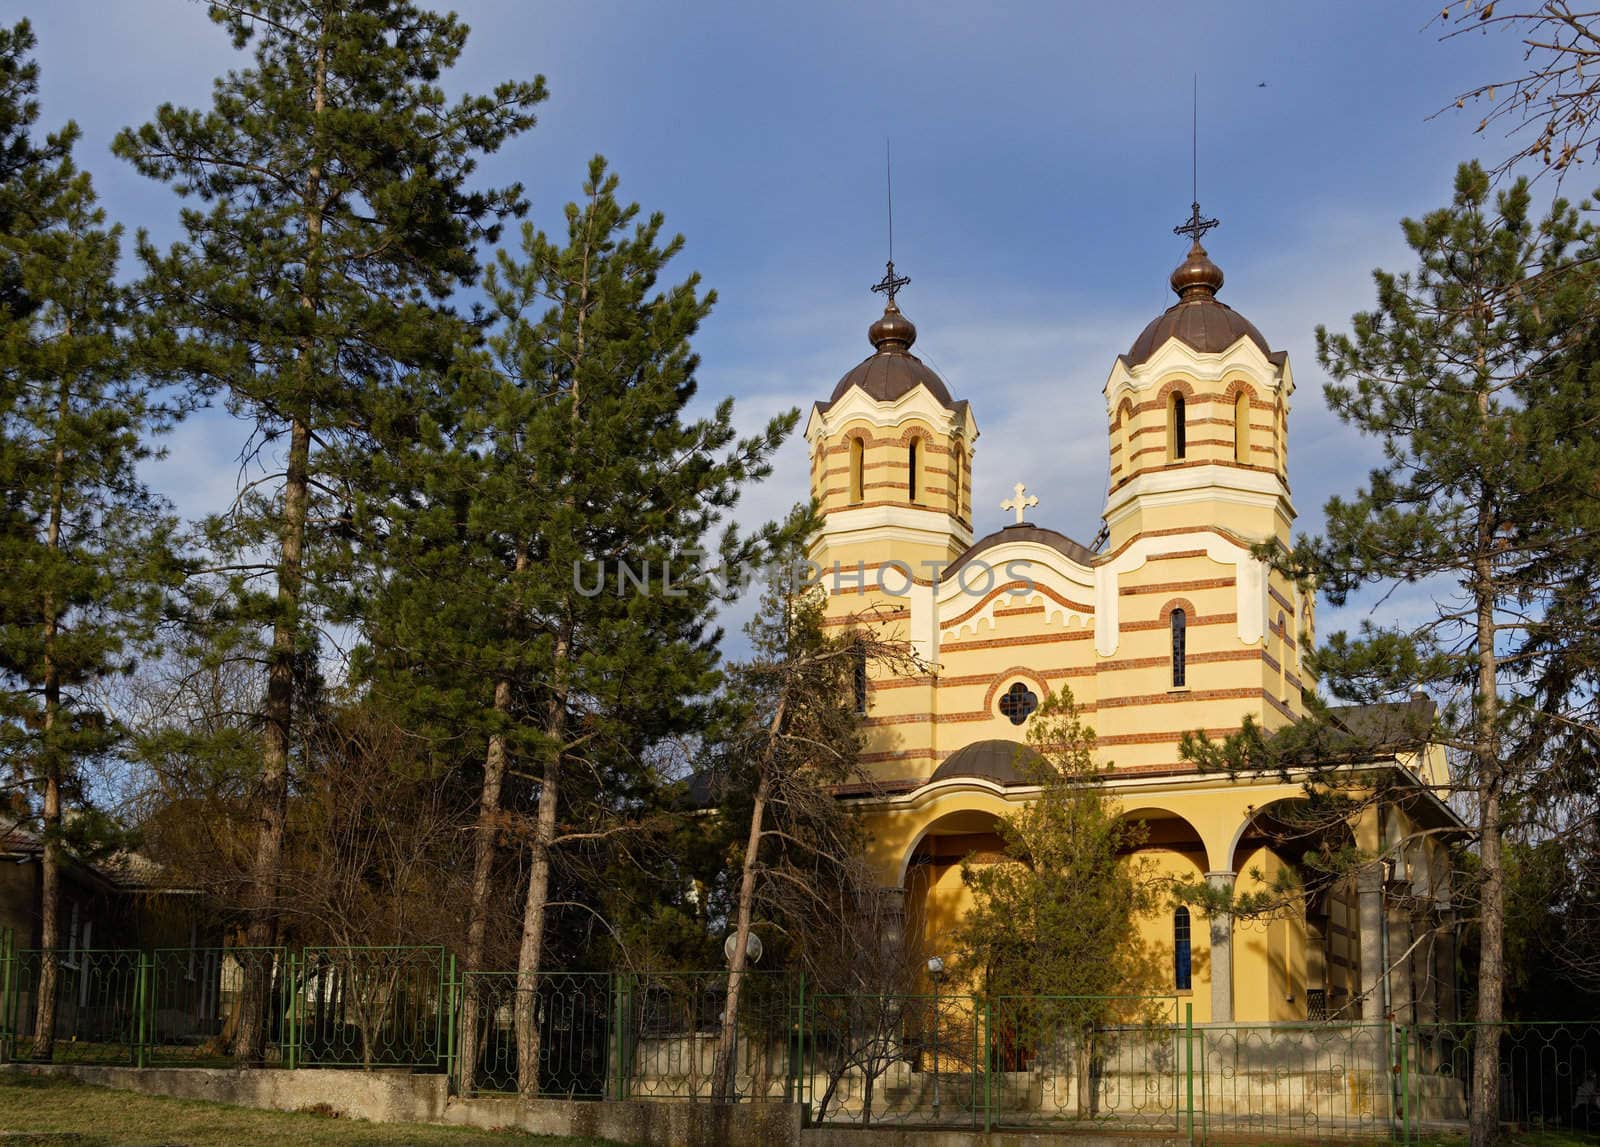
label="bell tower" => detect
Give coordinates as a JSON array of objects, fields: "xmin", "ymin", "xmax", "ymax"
[
  {"xmin": 805, "ymin": 264, "xmax": 978, "ymax": 586},
  {"xmin": 1102, "ymin": 217, "xmax": 1294, "ymax": 558},
  {"xmin": 1095, "ymin": 208, "xmax": 1309, "ymax": 735}
]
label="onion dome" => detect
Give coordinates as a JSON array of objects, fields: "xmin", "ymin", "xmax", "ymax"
[
  {"xmin": 1123, "ymin": 239, "xmax": 1276, "ymax": 369},
  {"xmin": 824, "ymin": 287, "xmax": 960, "ymax": 411}
]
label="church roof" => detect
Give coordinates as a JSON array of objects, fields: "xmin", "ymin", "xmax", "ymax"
[
  {"xmin": 1120, "ymin": 239, "xmax": 1284, "ymax": 369},
  {"xmin": 827, "ymin": 348, "xmax": 960, "ymax": 410},
  {"xmin": 944, "ymin": 522, "xmax": 1098, "ymax": 576},
  {"xmin": 819, "ymin": 288, "xmax": 964, "ymax": 413},
  {"xmin": 929, "ymin": 739, "xmax": 1048, "ymax": 787}
]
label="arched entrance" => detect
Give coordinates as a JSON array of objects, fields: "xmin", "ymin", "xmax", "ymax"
[
  {"xmin": 902, "ymin": 806, "xmax": 1007, "ymax": 973},
  {"xmin": 1230, "ymin": 799, "xmax": 1359, "ymax": 1021}
]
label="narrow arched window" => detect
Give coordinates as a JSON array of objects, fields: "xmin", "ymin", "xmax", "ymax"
[
  {"xmin": 1115, "ymin": 399, "xmax": 1134, "ymax": 480},
  {"xmin": 908, "ymin": 438, "xmax": 920, "ymax": 503},
  {"xmin": 852, "ymin": 645, "xmax": 868, "ymax": 714},
  {"xmin": 849, "ymin": 438, "xmax": 864, "ymax": 504},
  {"xmin": 1276, "ymin": 398, "xmax": 1286, "ymax": 475},
  {"xmin": 1234, "ymin": 390, "xmax": 1251, "ymax": 464},
  {"xmin": 1168, "ymin": 393, "xmax": 1186, "ymax": 461},
  {"xmin": 954, "ymin": 444, "xmax": 965, "ymax": 514},
  {"xmin": 1174, "ymin": 907, "xmax": 1192, "ymax": 990},
  {"xmin": 1171, "ymin": 608, "xmax": 1187, "ymax": 688}
]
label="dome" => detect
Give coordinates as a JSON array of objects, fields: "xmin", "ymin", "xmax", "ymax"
[
  {"xmin": 825, "ymin": 299, "xmax": 960, "ymax": 411},
  {"xmin": 1122, "ymin": 241, "xmax": 1275, "ymax": 369},
  {"xmin": 928, "ymin": 739, "xmax": 1049, "ymax": 787}
]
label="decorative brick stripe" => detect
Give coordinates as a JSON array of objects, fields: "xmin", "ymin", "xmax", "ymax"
[
  {"xmin": 1100, "ymin": 524, "xmax": 1251, "ymax": 563},
  {"xmin": 1094, "ymin": 728, "xmax": 1243, "ymax": 749},
  {"xmin": 1121, "ymin": 577, "xmax": 1235, "ymax": 596},
  {"xmin": 1147, "ymin": 549, "xmax": 1208, "ymax": 563},
  {"xmin": 1096, "ymin": 686, "xmax": 1269, "ymax": 709},
  {"xmin": 942, "ymin": 582, "xmax": 1094, "ymax": 629},
  {"xmin": 1099, "ymin": 647, "xmax": 1266, "ymax": 673},
  {"xmin": 940, "ymin": 629, "xmax": 1096, "ymax": 653},
  {"xmin": 1119, "ymin": 612, "xmax": 1236, "ymax": 631}
]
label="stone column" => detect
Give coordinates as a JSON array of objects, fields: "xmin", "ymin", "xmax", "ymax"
[
  {"xmin": 1358, "ymin": 864, "xmax": 1386, "ymax": 1021},
  {"xmin": 1206, "ymin": 870, "xmax": 1236, "ymax": 1023}
]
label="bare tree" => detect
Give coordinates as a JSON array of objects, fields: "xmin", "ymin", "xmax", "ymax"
[
  {"xmin": 708, "ymin": 575, "xmax": 922, "ymax": 1103},
  {"xmin": 1438, "ymin": 2, "xmax": 1600, "ymax": 177}
]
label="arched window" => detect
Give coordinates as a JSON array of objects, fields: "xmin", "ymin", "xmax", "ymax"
[
  {"xmin": 954, "ymin": 444, "xmax": 965, "ymax": 514},
  {"xmin": 1116, "ymin": 399, "xmax": 1134, "ymax": 479},
  {"xmin": 849, "ymin": 437, "xmax": 865, "ymax": 504},
  {"xmin": 1168, "ymin": 393, "xmax": 1186, "ymax": 461},
  {"xmin": 1174, "ymin": 907, "xmax": 1192, "ymax": 990},
  {"xmin": 1171, "ymin": 608, "xmax": 1187, "ymax": 688},
  {"xmin": 908, "ymin": 437, "xmax": 920, "ymax": 503},
  {"xmin": 853, "ymin": 645, "xmax": 868, "ymax": 714},
  {"xmin": 1276, "ymin": 398, "xmax": 1286, "ymax": 475},
  {"xmin": 1234, "ymin": 390, "xmax": 1251, "ymax": 464}
]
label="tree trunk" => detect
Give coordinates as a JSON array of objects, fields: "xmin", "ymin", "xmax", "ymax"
[
  {"xmin": 1468, "ymin": 490, "xmax": 1505, "ymax": 1147},
  {"xmin": 714, "ymin": 696, "xmax": 786, "ymax": 1103},
  {"xmin": 715, "ymin": 769, "xmax": 769, "ymax": 1102},
  {"xmin": 30, "ymin": 370, "xmax": 70, "ymax": 1061},
  {"xmin": 513, "ymin": 743, "xmax": 559, "ymax": 1099},
  {"xmin": 235, "ymin": 33, "xmax": 327, "ymax": 1065},
  {"xmin": 459, "ymin": 675, "xmax": 512, "ymax": 1094},
  {"xmin": 30, "ymin": 765, "xmax": 61, "ymax": 1061}
]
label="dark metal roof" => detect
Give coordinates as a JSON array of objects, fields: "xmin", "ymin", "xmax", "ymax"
[
  {"xmin": 1121, "ymin": 241, "xmax": 1281, "ymax": 369},
  {"xmin": 819, "ymin": 300, "xmax": 962, "ymax": 413},
  {"xmin": 1122, "ymin": 298, "xmax": 1274, "ymax": 368},
  {"xmin": 929, "ymin": 739, "xmax": 1048, "ymax": 787},
  {"xmin": 1326, "ymin": 696, "xmax": 1437, "ymax": 753},
  {"xmin": 944, "ymin": 523, "xmax": 1097, "ymax": 577},
  {"xmin": 826, "ymin": 348, "xmax": 958, "ymax": 410}
]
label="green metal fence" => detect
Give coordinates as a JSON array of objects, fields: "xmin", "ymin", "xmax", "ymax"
[
  {"xmin": 989, "ymin": 995, "xmax": 1183, "ymax": 1130},
  {"xmin": 146, "ymin": 947, "xmax": 288, "ymax": 1067},
  {"xmin": 1196, "ymin": 1021, "xmax": 1396, "ymax": 1140},
  {"xmin": 457, "ymin": 971, "xmax": 611, "ymax": 1098},
  {"xmin": 806, "ymin": 991, "xmax": 983, "ymax": 1127},
  {"xmin": 0, "ymin": 949, "xmax": 142, "ymax": 1064},
  {"xmin": 297, "ymin": 946, "xmax": 449, "ymax": 1069},
  {"xmin": 2, "ymin": 938, "xmax": 1598, "ymax": 1143},
  {"xmin": 618, "ymin": 971, "xmax": 796, "ymax": 1102},
  {"xmin": 1404, "ymin": 1022, "xmax": 1600, "ymax": 1138}
]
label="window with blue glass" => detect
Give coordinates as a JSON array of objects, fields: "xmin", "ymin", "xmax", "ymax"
[{"xmin": 1174, "ymin": 906, "xmax": 1192, "ymax": 990}]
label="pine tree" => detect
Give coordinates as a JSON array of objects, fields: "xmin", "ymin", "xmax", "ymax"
[
  {"xmin": 0, "ymin": 32, "xmax": 185, "ymax": 1058},
  {"xmin": 356, "ymin": 156, "xmax": 798, "ymax": 1096},
  {"xmin": 956, "ymin": 687, "xmax": 1160, "ymax": 1002},
  {"xmin": 113, "ymin": 0, "xmax": 544, "ymax": 1059},
  {"xmin": 1255, "ymin": 162, "xmax": 1600, "ymax": 1147}
]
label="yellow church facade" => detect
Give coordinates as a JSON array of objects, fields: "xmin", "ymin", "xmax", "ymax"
[{"xmin": 804, "ymin": 237, "xmax": 1464, "ymax": 1027}]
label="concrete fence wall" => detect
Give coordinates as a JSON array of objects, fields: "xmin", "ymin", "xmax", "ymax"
[{"xmin": 2, "ymin": 1063, "xmax": 803, "ymax": 1147}]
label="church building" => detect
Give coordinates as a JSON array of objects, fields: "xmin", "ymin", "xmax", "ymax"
[{"xmin": 803, "ymin": 214, "xmax": 1464, "ymax": 1026}]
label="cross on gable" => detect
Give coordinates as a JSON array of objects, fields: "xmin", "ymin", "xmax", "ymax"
[
  {"xmin": 1174, "ymin": 201, "xmax": 1219, "ymax": 245},
  {"xmin": 1001, "ymin": 482, "xmax": 1039, "ymax": 525},
  {"xmin": 871, "ymin": 259, "xmax": 910, "ymax": 306}
]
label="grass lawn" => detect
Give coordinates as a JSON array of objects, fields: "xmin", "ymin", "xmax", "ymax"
[{"xmin": 0, "ymin": 1074, "xmax": 620, "ymax": 1146}]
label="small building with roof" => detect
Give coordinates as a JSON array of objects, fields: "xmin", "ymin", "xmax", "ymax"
[{"xmin": 802, "ymin": 225, "xmax": 1463, "ymax": 1025}]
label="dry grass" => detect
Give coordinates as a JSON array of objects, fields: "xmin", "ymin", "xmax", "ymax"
[{"xmin": 0, "ymin": 1074, "xmax": 619, "ymax": 1146}]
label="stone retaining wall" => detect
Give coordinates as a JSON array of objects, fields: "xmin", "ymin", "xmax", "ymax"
[{"xmin": 1, "ymin": 1064, "xmax": 802, "ymax": 1147}]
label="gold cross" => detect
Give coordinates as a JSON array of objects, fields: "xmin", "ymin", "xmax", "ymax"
[{"xmin": 1001, "ymin": 482, "xmax": 1039, "ymax": 525}]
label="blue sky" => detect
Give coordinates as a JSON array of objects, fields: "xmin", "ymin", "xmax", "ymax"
[{"xmin": 22, "ymin": 0, "xmax": 1538, "ymax": 660}]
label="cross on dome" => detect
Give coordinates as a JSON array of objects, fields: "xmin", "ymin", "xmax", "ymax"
[
  {"xmin": 871, "ymin": 259, "xmax": 910, "ymax": 307},
  {"xmin": 1001, "ymin": 482, "xmax": 1039, "ymax": 525},
  {"xmin": 1174, "ymin": 200, "xmax": 1219, "ymax": 246}
]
